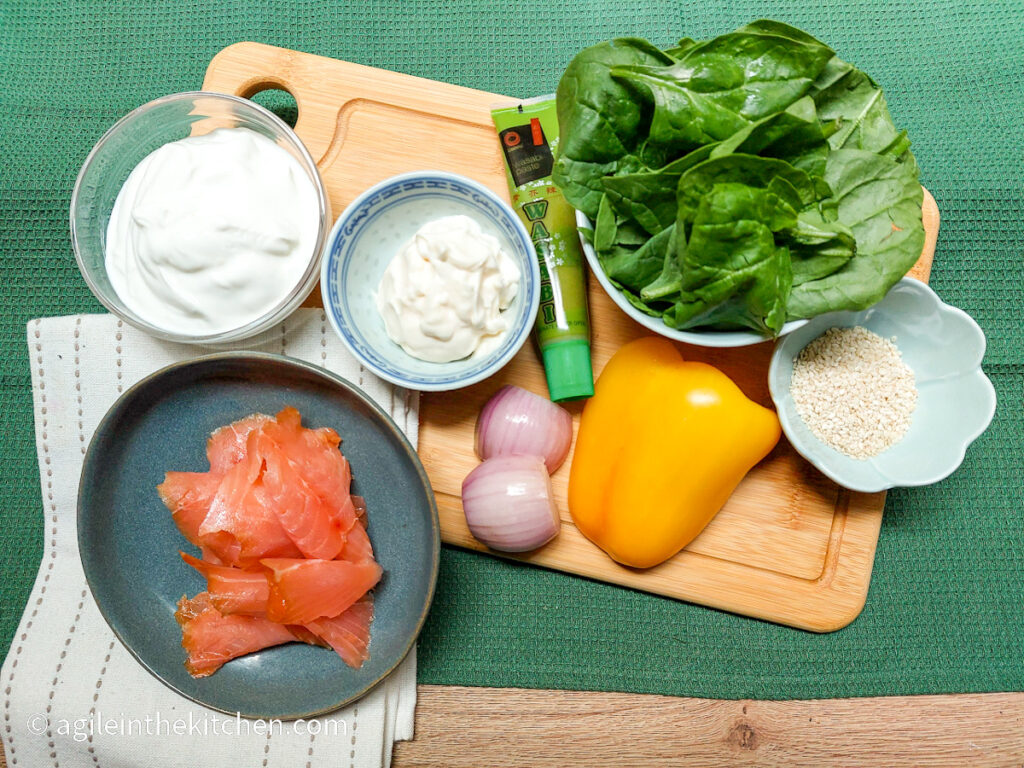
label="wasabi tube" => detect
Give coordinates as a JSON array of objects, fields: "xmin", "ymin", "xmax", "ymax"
[{"xmin": 492, "ymin": 97, "xmax": 594, "ymax": 401}]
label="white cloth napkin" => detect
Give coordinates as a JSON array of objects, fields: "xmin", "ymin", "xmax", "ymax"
[{"xmin": 2, "ymin": 310, "xmax": 418, "ymax": 768}]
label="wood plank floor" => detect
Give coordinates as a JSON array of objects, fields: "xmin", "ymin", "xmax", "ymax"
[
  {"xmin": 392, "ymin": 688, "xmax": 1024, "ymax": 767},
  {"xmin": 7, "ymin": 687, "xmax": 1019, "ymax": 766}
]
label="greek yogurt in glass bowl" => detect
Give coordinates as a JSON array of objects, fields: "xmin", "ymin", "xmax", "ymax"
[{"xmin": 71, "ymin": 91, "xmax": 331, "ymax": 344}]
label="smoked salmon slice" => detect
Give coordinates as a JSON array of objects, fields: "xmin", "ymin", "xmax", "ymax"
[
  {"xmin": 258, "ymin": 434, "xmax": 347, "ymax": 560},
  {"xmin": 305, "ymin": 596, "xmax": 375, "ymax": 669},
  {"xmin": 337, "ymin": 520, "xmax": 374, "ymax": 563},
  {"xmin": 352, "ymin": 495, "xmax": 367, "ymax": 521},
  {"xmin": 261, "ymin": 407, "xmax": 353, "ymax": 509},
  {"xmin": 180, "ymin": 551, "xmax": 269, "ymax": 616},
  {"xmin": 160, "ymin": 407, "xmax": 383, "ymax": 677},
  {"xmin": 198, "ymin": 432, "xmax": 302, "ymax": 567},
  {"xmin": 206, "ymin": 413, "xmax": 273, "ymax": 474},
  {"xmin": 261, "ymin": 557, "xmax": 382, "ymax": 625},
  {"xmin": 157, "ymin": 471, "xmax": 222, "ymax": 548},
  {"xmin": 200, "ymin": 546, "xmax": 225, "ymax": 565},
  {"xmin": 175, "ymin": 593, "xmax": 295, "ymax": 678},
  {"xmin": 286, "ymin": 624, "xmax": 331, "ymax": 648}
]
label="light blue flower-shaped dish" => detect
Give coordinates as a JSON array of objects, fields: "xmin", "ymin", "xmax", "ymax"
[
  {"xmin": 321, "ymin": 171, "xmax": 539, "ymax": 391},
  {"xmin": 769, "ymin": 278, "xmax": 996, "ymax": 492}
]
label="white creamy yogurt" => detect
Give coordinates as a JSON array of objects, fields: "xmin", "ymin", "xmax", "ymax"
[
  {"xmin": 105, "ymin": 127, "xmax": 319, "ymax": 335},
  {"xmin": 375, "ymin": 215, "xmax": 521, "ymax": 363}
]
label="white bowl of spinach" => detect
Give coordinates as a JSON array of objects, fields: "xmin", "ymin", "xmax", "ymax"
[{"xmin": 554, "ymin": 20, "xmax": 925, "ymax": 347}]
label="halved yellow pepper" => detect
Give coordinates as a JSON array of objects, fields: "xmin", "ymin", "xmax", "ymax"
[{"xmin": 568, "ymin": 337, "xmax": 781, "ymax": 569}]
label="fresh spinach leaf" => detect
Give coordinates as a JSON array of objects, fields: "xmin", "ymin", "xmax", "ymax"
[
  {"xmin": 604, "ymin": 224, "xmax": 676, "ymax": 295},
  {"xmin": 552, "ymin": 156, "xmax": 621, "ymax": 220},
  {"xmin": 676, "ymin": 154, "xmax": 815, "ymax": 225},
  {"xmin": 664, "ymin": 37, "xmax": 698, "ymax": 59},
  {"xmin": 602, "ymin": 173, "xmax": 680, "ymax": 235},
  {"xmin": 601, "ymin": 145, "xmax": 716, "ymax": 235},
  {"xmin": 593, "ymin": 194, "xmax": 617, "ymax": 252},
  {"xmin": 666, "ymin": 183, "xmax": 795, "ymax": 334},
  {"xmin": 617, "ymin": 282, "xmax": 669, "ymax": 317},
  {"xmin": 787, "ymin": 149, "xmax": 924, "ymax": 317},
  {"xmin": 812, "ymin": 57, "xmax": 910, "ymax": 156},
  {"xmin": 640, "ymin": 225, "xmax": 684, "ymax": 302},
  {"xmin": 553, "ymin": 39, "xmax": 674, "ymax": 216},
  {"xmin": 556, "ymin": 38, "xmax": 672, "ymax": 164},
  {"xmin": 784, "ymin": 208, "xmax": 856, "ymax": 285},
  {"xmin": 711, "ymin": 96, "xmax": 836, "ymax": 177},
  {"xmin": 610, "ymin": 24, "xmax": 834, "ymax": 152},
  {"xmin": 611, "ymin": 219, "xmax": 650, "ymax": 245},
  {"xmin": 734, "ymin": 19, "xmax": 827, "ymax": 48}
]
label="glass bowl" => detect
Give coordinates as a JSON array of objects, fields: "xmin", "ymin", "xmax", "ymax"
[{"xmin": 70, "ymin": 91, "xmax": 331, "ymax": 344}]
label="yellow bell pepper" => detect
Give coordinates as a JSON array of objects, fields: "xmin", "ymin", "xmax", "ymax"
[{"xmin": 568, "ymin": 337, "xmax": 781, "ymax": 569}]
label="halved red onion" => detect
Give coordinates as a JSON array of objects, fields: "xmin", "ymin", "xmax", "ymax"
[
  {"xmin": 461, "ymin": 455, "xmax": 560, "ymax": 553},
  {"xmin": 475, "ymin": 385, "xmax": 573, "ymax": 473}
]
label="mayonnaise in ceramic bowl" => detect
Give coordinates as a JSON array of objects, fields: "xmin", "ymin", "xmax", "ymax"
[
  {"xmin": 321, "ymin": 171, "xmax": 539, "ymax": 391},
  {"xmin": 71, "ymin": 92, "xmax": 331, "ymax": 344}
]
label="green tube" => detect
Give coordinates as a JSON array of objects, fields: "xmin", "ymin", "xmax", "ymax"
[{"xmin": 491, "ymin": 97, "xmax": 594, "ymax": 402}]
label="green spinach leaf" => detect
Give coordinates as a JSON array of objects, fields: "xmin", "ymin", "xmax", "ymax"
[
  {"xmin": 593, "ymin": 194, "xmax": 618, "ymax": 252},
  {"xmin": 601, "ymin": 145, "xmax": 716, "ymax": 235},
  {"xmin": 787, "ymin": 149, "xmax": 924, "ymax": 317},
  {"xmin": 611, "ymin": 219, "xmax": 650, "ymax": 245},
  {"xmin": 666, "ymin": 183, "xmax": 795, "ymax": 334},
  {"xmin": 601, "ymin": 224, "xmax": 677, "ymax": 298},
  {"xmin": 664, "ymin": 37, "xmax": 698, "ymax": 59},
  {"xmin": 812, "ymin": 57, "xmax": 910, "ymax": 156},
  {"xmin": 784, "ymin": 208, "xmax": 856, "ymax": 285},
  {"xmin": 710, "ymin": 96, "xmax": 836, "ymax": 177},
  {"xmin": 610, "ymin": 24, "xmax": 834, "ymax": 152},
  {"xmin": 676, "ymin": 154, "xmax": 814, "ymax": 225},
  {"xmin": 553, "ymin": 39, "xmax": 674, "ymax": 216},
  {"xmin": 640, "ymin": 225, "xmax": 684, "ymax": 302}
]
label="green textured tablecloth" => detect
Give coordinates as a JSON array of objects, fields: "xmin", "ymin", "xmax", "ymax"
[{"xmin": 2, "ymin": 0, "xmax": 1021, "ymax": 700}]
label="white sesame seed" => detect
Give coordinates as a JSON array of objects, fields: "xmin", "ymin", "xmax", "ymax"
[{"xmin": 789, "ymin": 326, "xmax": 917, "ymax": 460}]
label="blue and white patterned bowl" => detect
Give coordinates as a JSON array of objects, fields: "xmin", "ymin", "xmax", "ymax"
[
  {"xmin": 321, "ymin": 171, "xmax": 539, "ymax": 391},
  {"xmin": 769, "ymin": 278, "xmax": 996, "ymax": 492}
]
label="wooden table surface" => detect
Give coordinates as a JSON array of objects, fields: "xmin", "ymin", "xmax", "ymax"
[{"xmin": 3, "ymin": 687, "xmax": 1021, "ymax": 766}]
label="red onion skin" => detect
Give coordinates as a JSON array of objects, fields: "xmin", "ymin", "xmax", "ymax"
[
  {"xmin": 475, "ymin": 385, "xmax": 573, "ymax": 473},
  {"xmin": 461, "ymin": 454, "xmax": 560, "ymax": 552}
]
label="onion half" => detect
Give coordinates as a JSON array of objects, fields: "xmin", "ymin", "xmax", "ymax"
[
  {"xmin": 475, "ymin": 385, "xmax": 573, "ymax": 472},
  {"xmin": 461, "ymin": 455, "xmax": 560, "ymax": 552}
]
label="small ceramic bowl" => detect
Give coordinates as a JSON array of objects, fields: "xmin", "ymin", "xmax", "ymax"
[
  {"xmin": 768, "ymin": 278, "xmax": 996, "ymax": 492},
  {"xmin": 575, "ymin": 211, "xmax": 807, "ymax": 347},
  {"xmin": 71, "ymin": 91, "xmax": 331, "ymax": 345},
  {"xmin": 321, "ymin": 171, "xmax": 539, "ymax": 391}
]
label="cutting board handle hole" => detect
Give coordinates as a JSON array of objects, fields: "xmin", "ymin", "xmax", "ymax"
[{"xmin": 246, "ymin": 86, "xmax": 298, "ymax": 129}]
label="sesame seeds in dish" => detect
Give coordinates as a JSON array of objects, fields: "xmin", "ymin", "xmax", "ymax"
[{"xmin": 789, "ymin": 327, "xmax": 918, "ymax": 460}]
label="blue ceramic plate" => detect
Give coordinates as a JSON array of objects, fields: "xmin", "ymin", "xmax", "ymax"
[{"xmin": 78, "ymin": 353, "xmax": 439, "ymax": 719}]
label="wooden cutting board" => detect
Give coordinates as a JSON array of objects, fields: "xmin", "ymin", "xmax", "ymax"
[{"xmin": 203, "ymin": 42, "xmax": 940, "ymax": 632}]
